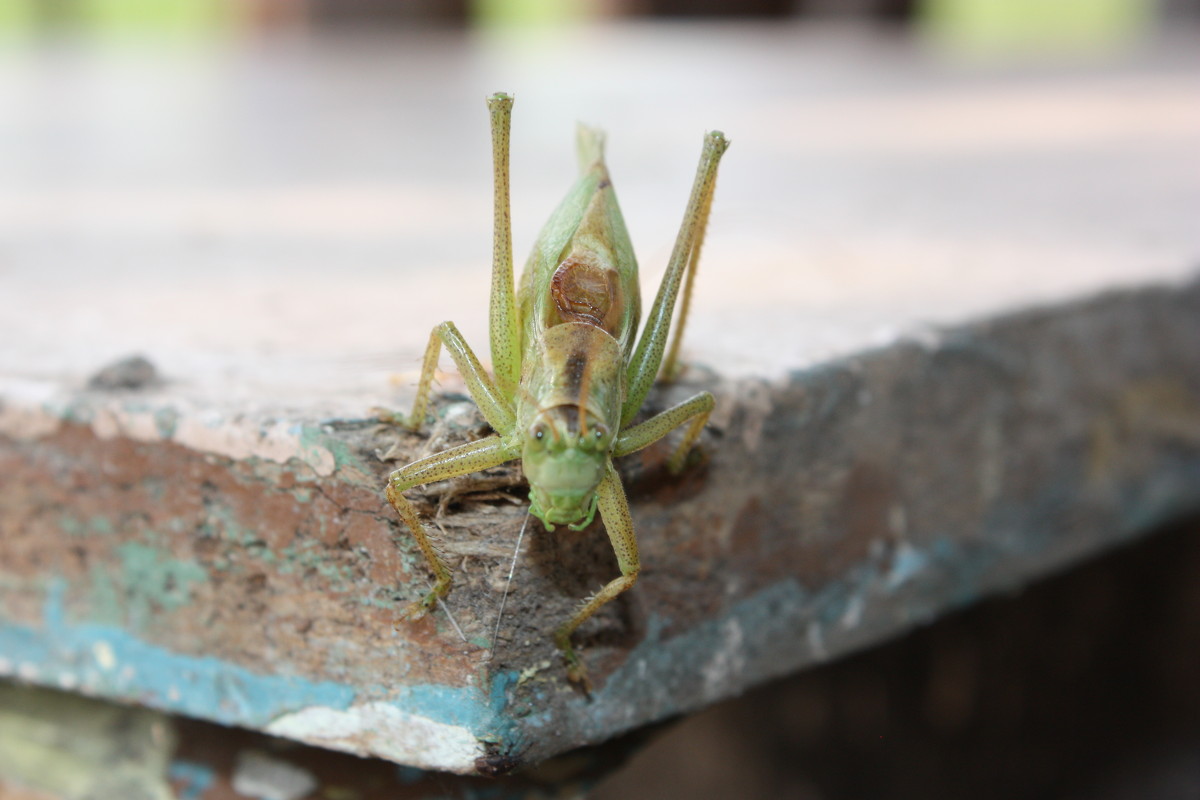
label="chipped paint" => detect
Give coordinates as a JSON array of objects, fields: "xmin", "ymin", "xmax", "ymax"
[
  {"xmin": 0, "ymin": 582, "xmax": 522, "ymax": 774},
  {"xmin": 115, "ymin": 542, "xmax": 209, "ymax": 625},
  {"xmin": 700, "ymin": 618, "xmax": 745, "ymax": 703},
  {"xmin": 3, "ymin": 278, "xmax": 1199, "ymax": 770},
  {"xmin": 266, "ymin": 702, "xmax": 485, "ymax": 773},
  {"xmin": 0, "ymin": 383, "xmax": 346, "ymax": 477},
  {"xmin": 0, "ymin": 378, "xmax": 62, "ymax": 440},
  {"xmin": 0, "ymin": 582, "xmax": 358, "ymax": 728},
  {"xmin": 171, "ymin": 413, "xmax": 337, "ymax": 476},
  {"xmin": 168, "ymin": 760, "xmax": 216, "ymax": 800},
  {"xmin": 886, "ymin": 542, "xmax": 931, "ymax": 590}
]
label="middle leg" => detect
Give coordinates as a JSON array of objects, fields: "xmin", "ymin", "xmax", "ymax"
[{"xmin": 614, "ymin": 391, "xmax": 714, "ymax": 473}]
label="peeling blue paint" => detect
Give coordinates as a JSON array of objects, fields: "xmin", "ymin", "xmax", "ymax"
[
  {"xmin": 0, "ymin": 581, "xmax": 524, "ymax": 763},
  {"xmin": 0, "ymin": 581, "xmax": 358, "ymax": 727}
]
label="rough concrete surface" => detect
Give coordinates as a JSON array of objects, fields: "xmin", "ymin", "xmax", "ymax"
[{"xmin": 3, "ymin": 278, "xmax": 1199, "ymax": 772}]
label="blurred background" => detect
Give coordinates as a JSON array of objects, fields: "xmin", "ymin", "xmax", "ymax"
[
  {"xmin": 1, "ymin": 0, "xmax": 1198, "ymax": 36},
  {"xmin": 3, "ymin": 0, "xmax": 1199, "ymax": 397},
  {"xmin": 3, "ymin": 1, "xmax": 1200, "ymax": 798}
]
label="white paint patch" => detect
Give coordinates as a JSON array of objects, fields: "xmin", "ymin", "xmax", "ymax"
[
  {"xmin": 91, "ymin": 404, "xmax": 162, "ymax": 443},
  {"xmin": 701, "ymin": 618, "xmax": 746, "ymax": 702},
  {"xmin": 886, "ymin": 542, "xmax": 930, "ymax": 590},
  {"xmin": 0, "ymin": 373, "xmax": 338, "ymax": 474},
  {"xmin": 0, "ymin": 379, "xmax": 62, "ymax": 440},
  {"xmin": 807, "ymin": 621, "xmax": 828, "ymax": 660},
  {"xmin": 232, "ymin": 750, "xmax": 317, "ymax": 800},
  {"xmin": 266, "ymin": 702, "xmax": 484, "ymax": 774},
  {"xmin": 839, "ymin": 593, "xmax": 865, "ymax": 630},
  {"xmin": 165, "ymin": 412, "xmax": 337, "ymax": 476},
  {"xmin": 93, "ymin": 641, "xmax": 116, "ymax": 670}
]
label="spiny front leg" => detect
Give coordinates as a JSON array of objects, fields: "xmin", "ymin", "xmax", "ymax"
[
  {"xmin": 554, "ymin": 459, "xmax": 639, "ymax": 690},
  {"xmin": 387, "ymin": 435, "xmax": 518, "ymax": 621}
]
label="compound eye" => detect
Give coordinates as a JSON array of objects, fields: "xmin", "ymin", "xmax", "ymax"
[
  {"xmin": 529, "ymin": 423, "xmax": 547, "ymax": 446},
  {"xmin": 586, "ymin": 424, "xmax": 610, "ymax": 449}
]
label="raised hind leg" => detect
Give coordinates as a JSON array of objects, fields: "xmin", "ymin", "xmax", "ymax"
[
  {"xmin": 486, "ymin": 92, "xmax": 521, "ymax": 399},
  {"xmin": 622, "ymin": 130, "xmax": 729, "ymax": 426}
]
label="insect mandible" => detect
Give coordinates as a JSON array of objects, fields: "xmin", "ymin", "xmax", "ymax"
[{"xmin": 386, "ymin": 92, "xmax": 729, "ymax": 687}]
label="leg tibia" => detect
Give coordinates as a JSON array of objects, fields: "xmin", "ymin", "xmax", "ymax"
[
  {"xmin": 406, "ymin": 321, "xmax": 516, "ymax": 435},
  {"xmin": 613, "ymin": 391, "xmax": 714, "ymax": 473}
]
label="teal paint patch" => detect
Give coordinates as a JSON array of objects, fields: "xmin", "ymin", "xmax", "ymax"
[
  {"xmin": 90, "ymin": 516, "xmax": 115, "ymax": 535},
  {"xmin": 277, "ymin": 538, "xmax": 351, "ymax": 583},
  {"xmin": 393, "ymin": 673, "xmax": 518, "ymax": 737},
  {"xmin": 58, "ymin": 514, "xmax": 85, "ymax": 537},
  {"xmin": 297, "ymin": 423, "xmax": 371, "ymax": 478},
  {"xmin": 0, "ymin": 582, "xmax": 521, "ymax": 764},
  {"xmin": 58, "ymin": 514, "xmax": 116, "ymax": 538},
  {"xmin": 115, "ymin": 542, "xmax": 209, "ymax": 628},
  {"xmin": 0, "ymin": 582, "xmax": 358, "ymax": 728},
  {"xmin": 168, "ymin": 760, "xmax": 215, "ymax": 800},
  {"xmin": 154, "ymin": 406, "xmax": 179, "ymax": 439},
  {"xmin": 86, "ymin": 565, "xmax": 123, "ymax": 626}
]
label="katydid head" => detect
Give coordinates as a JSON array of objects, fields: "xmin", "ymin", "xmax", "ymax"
[{"xmin": 523, "ymin": 404, "xmax": 614, "ymax": 531}]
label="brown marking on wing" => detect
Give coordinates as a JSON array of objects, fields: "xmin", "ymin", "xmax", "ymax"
[{"xmin": 551, "ymin": 255, "xmax": 624, "ymax": 336}]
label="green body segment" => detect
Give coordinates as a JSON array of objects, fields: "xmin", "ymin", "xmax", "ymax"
[
  {"xmin": 517, "ymin": 142, "xmax": 641, "ymax": 357},
  {"xmin": 386, "ymin": 92, "xmax": 729, "ymax": 689},
  {"xmin": 513, "ymin": 128, "xmax": 642, "ymax": 527}
]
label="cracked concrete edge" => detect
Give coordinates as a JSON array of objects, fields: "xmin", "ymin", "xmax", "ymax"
[{"xmin": 2, "ymin": 273, "xmax": 1199, "ymax": 771}]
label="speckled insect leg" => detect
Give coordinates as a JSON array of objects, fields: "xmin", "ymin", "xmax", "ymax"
[
  {"xmin": 486, "ymin": 92, "xmax": 521, "ymax": 400},
  {"xmin": 554, "ymin": 459, "xmax": 639, "ymax": 689},
  {"xmin": 660, "ymin": 183, "xmax": 716, "ymax": 383},
  {"xmin": 407, "ymin": 321, "xmax": 516, "ymax": 435},
  {"xmin": 613, "ymin": 391, "xmax": 714, "ymax": 473},
  {"xmin": 388, "ymin": 435, "xmax": 519, "ymax": 620},
  {"xmin": 622, "ymin": 130, "xmax": 729, "ymax": 427}
]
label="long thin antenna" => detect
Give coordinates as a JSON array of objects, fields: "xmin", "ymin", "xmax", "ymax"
[{"xmin": 489, "ymin": 510, "xmax": 530, "ymax": 663}]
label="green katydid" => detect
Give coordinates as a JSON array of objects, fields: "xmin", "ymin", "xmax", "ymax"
[{"xmin": 386, "ymin": 92, "xmax": 729, "ymax": 687}]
